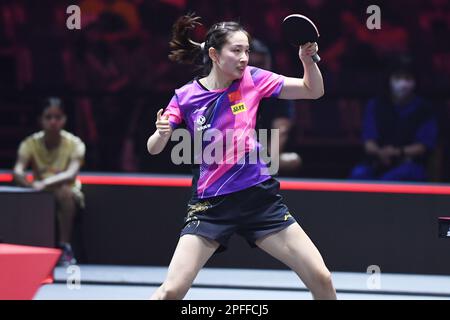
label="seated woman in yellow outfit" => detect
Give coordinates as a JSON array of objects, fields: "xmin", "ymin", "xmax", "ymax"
[{"xmin": 13, "ymin": 97, "xmax": 86, "ymax": 266}]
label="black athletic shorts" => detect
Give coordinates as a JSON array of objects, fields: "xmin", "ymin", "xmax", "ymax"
[{"xmin": 180, "ymin": 178, "xmax": 297, "ymax": 252}]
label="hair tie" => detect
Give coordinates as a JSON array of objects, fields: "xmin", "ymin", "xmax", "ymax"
[{"xmin": 189, "ymin": 39, "xmax": 206, "ymax": 51}]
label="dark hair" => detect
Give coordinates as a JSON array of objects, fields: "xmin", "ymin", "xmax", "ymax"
[
  {"xmin": 388, "ymin": 55, "xmax": 416, "ymax": 78},
  {"xmin": 168, "ymin": 13, "xmax": 250, "ymax": 74},
  {"xmin": 378, "ymin": 55, "xmax": 418, "ymax": 100},
  {"xmin": 41, "ymin": 97, "xmax": 65, "ymax": 115}
]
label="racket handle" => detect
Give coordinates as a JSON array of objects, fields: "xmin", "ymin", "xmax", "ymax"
[{"xmin": 312, "ymin": 53, "xmax": 321, "ymax": 63}]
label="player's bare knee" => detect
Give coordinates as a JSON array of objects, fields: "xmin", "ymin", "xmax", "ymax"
[
  {"xmin": 314, "ymin": 269, "xmax": 333, "ymax": 290},
  {"xmin": 160, "ymin": 282, "xmax": 188, "ymax": 300}
]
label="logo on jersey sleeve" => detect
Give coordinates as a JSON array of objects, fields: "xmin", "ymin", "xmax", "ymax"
[{"xmin": 230, "ymin": 102, "xmax": 247, "ymax": 115}]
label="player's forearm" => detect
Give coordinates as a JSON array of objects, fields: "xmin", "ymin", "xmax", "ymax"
[
  {"xmin": 147, "ymin": 131, "xmax": 171, "ymax": 155},
  {"xmin": 301, "ymin": 61, "xmax": 324, "ymax": 99}
]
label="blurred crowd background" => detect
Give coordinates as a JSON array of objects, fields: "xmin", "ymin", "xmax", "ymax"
[{"xmin": 1, "ymin": 0, "xmax": 449, "ymax": 181}]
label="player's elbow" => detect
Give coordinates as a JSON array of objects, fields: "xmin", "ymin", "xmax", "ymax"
[
  {"xmin": 311, "ymin": 88, "xmax": 324, "ymax": 99},
  {"xmin": 147, "ymin": 148, "xmax": 160, "ymax": 156},
  {"xmin": 303, "ymin": 84, "xmax": 324, "ymax": 99},
  {"xmin": 147, "ymin": 144, "xmax": 157, "ymax": 155},
  {"xmin": 147, "ymin": 141, "xmax": 162, "ymax": 156}
]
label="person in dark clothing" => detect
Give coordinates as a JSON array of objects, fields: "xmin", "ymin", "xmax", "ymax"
[{"xmin": 350, "ymin": 56, "xmax": 438, "ymax": 181}]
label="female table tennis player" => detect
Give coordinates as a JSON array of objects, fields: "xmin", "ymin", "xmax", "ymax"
[{"xmin": 147, "ymin": 13, "xmax": 336, "ymax": 300}]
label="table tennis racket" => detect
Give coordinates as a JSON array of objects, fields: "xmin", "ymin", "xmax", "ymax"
[{"xmin": 282, "ymin": 14, "xmax": 321, "ymax": 63}]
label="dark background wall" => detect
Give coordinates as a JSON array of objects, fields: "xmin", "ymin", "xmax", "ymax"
[
  {"xmin": 0, "ymin": 187, "xmax": 55, "ymax": 247},
  {"xmin": 68, "ymin": 180, "xmax": 450, "ymax": 275}
]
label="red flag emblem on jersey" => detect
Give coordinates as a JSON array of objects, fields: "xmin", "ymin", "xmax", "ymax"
[{"xmin": 228, "ymin": 91, "xmax": 242, "ymax": 102}]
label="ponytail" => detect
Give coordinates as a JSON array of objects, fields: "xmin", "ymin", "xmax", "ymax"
[
  {"xmin": 168, "ymin": 13, "xmax": 204, "ymax": 65},
  {"xmin": 169, "ymin": 13, "xmax": 250, "ymax": 75}
]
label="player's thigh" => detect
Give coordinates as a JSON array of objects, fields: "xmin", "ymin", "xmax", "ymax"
[
  {"xmin": 164, "ymin": 234, "xmax": 219, "ymax": 286},
  {"xmin": 256, "ymin": 223, "xmax": 331, "ymax": 287}
]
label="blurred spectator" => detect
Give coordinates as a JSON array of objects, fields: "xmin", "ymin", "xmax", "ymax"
[
  {"xmin": 80, "ymin": 0, "xmax": 142, "ymax": 39},
  {"xmin": 349, "ymin": 56, "xmax": 438, "ymax": 181},
  {"xmin": 0, "ymin": 0, "xmax": 32, "ymax": 91},
  {"xmin": 417, "ymin": 0, "xmax": 450, "ymax": 93},
  {"xmin": 13, "ymin": 97, "xmax": 86, "ymax": 266},
  {"xmin": 250, "ymin": 39, "xmax": 301, "ymax": 175}
]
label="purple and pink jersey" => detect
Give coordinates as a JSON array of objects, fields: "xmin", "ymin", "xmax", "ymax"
[{"xmin": 163, "ymin": 66, "xmax": 285, "ymax": 199}]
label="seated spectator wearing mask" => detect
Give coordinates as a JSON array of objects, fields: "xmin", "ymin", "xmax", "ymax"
[{"xmin": 349, "ymin": 56, "xmax": 438, "ymax": 181}]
